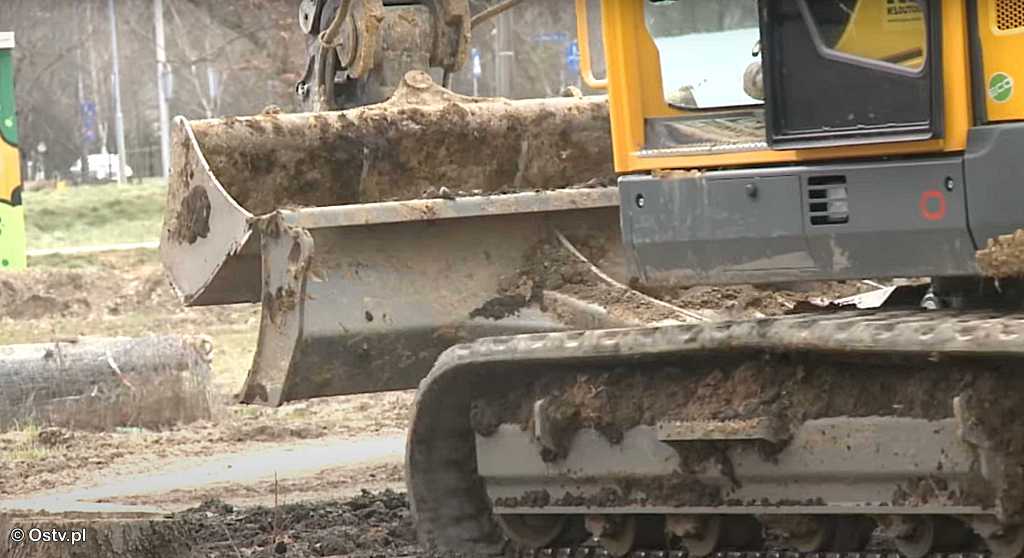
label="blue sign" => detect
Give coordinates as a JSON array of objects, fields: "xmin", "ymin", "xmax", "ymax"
[
  {"xmin": 81, "ymin": 101, "xmax": 97, "ymax": 144},
  {"xmin": 566, "ymin": 40, "xmax": 581, "ymax": 75},
  {"xmin": 471, "ymin": 48, "xmax": 482, "ymax": 78},
  {"xmin": 534, "ymin": 32, "xmax": 569, "ymax": 44}
]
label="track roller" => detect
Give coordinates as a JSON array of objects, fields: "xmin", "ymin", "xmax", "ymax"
[
  {"xmin": 666, "ymin": 515, "xmax": 763, "ymax": 557},
  {"xmin": 972, "ymin": 519, "xmax": 1024, "ymax": 558},
  {"xmin": 762, "ymin": 515, "xmax": 875, "ymax": 552},
  {"xmin": 880, "ymin": 515, "xmax": 974, "ymax": 558},
  {"xmin": 585, "ymin": 515, "xmax": 665, "ymax": 557},
  {"xmin": 496, "ymin": 514, "xmax": 569, "ymax": 549}
]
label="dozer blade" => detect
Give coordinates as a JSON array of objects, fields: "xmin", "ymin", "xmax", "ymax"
[{"xmin": 160, "ymin": 73, "xmax": 625, "ymax": 406}]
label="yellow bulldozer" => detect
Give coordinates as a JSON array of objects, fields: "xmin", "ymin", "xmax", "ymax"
[{"xmin": 161, "ymin": 0, "xmax": 1024, "ymax": 556}]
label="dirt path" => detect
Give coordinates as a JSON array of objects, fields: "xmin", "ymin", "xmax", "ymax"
[{"xmin": 1, "ymin": 434, "xmax": 406, "ymax": 514}]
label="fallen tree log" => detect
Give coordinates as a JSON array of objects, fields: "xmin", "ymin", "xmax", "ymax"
[
  {"xmin": 0, "ymin": 513, "xmax": 191, "ymax": 558},
  {"xmin": 0, "ymin": 336, "xmax": 213, "ymax": 430},
  {"xmin": 172, "ymin": 70, "xmax": 613, "ymax": 218}
]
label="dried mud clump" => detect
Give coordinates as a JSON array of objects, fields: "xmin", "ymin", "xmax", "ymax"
[
  {"xmin": 977, "ymin": 229, "xmax": 1024, "ymax": 278},
  {"xmin": 170, "ymin": 185, "xmax": 212, "ymax": 245},
  {"xmin": 473, "ymin": 354, "xmax": 1015, "ymax": 453},
  {"xmin": 472, "ymin": 354, "xmax": 1024, "ymax": 513},
  {"xmin": 545, "ymin": 474, "xmax": 724, "ymax": 509},
  {"xmin": 955, "ymin": 372, "xmax": 1024, "ymax": 521}
]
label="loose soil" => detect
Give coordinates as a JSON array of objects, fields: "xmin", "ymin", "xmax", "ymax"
[
  {"xmin": 0, "ymin": 244, "xmax": 869, "ymax": 504},
  {"xmin": 0, "ymin": 249, "xmax": 414, "ymax": 503},
  {"xmin": 505, "ymin": 231, "xmax": 867, "ymax": 325},
  {"xmin": 184, "ymin": 73, "xmax": 613, "ymax": 216},
  {"xmin": 179, "ymin": 489, "xmax": 433, "ymax": 558},
  {"xmin": 0, "ymin": 239, "xmax": 882, "ymax": 555}
]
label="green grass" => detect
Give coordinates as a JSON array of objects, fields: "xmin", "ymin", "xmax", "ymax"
[
  {"xmin": 23, "ymin": 179, "xmax": 166, "ymax": 250},
  {"xmin": 27, "ymin": 247, "xmax": 160, "ymax": 270},
  {"xmin": 0, "ymin": 424, "xmax": 51, "ymax": 462}
]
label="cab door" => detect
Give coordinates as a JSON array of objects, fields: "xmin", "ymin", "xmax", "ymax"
[{"xmin": 762, "ymin": 0, "xmax": 945, "ymax": 148}]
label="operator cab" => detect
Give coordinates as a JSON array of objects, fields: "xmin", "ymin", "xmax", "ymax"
[
  {"xmin": 645, "ymin": 0, "xmax": 938, "ymax": 153},
  {"xmin": 592, "ymin": 0, "xmax": 1024, "ymax": 291}
]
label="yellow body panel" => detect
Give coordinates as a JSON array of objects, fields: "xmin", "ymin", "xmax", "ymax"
[
  {"xmin": 597, "ymin": 0, "xmax": 973, "ymax": 174},
  {"xmin": 977, "ymin": 0, "xmax": 1024, "ymax": 120}
]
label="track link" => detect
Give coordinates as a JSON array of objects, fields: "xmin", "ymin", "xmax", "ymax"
[{"xmin": 518, "ymin": 551, "xmax": 990, "ymax": 558}]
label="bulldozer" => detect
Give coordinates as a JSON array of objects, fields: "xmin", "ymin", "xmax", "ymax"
[{"xmin": 161, "ymin": 0, "xmax": 1024, "ymax": 556}]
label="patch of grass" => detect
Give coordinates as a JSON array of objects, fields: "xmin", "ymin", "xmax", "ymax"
[
  {"xmin": 0, "ymin": 424, "xmax": 51, "ymax": 462},
  {"xmin": 23, "ymin": 180, "xmax": 167, "ymax": 250},
  {"xmin": 27, "ymin": 246, "xmax": 160, "ymax": 270}
]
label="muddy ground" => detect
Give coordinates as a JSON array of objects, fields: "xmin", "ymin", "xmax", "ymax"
[
  {"xmin": 0, "ymin": 249, "xmax": 413, "ymax": 506},
  {"xmin": 0, "ymin": 246, "xmax": 879, "ymax": 557},
  {"xmin": 0, "ymin": 247, "xmax": 869, "ymax": 504},
  {"xmin": 179, "ymin": 490, "xmax": 429, "ymax": 558}
]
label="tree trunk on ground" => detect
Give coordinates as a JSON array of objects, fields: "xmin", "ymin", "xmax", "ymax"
[
  {"xmin": 1, "ymin": 514, "xmax": 191, "ymax": 558},
  {"xmin": 178, "ymin": 71, "xmax": 614, "ymax": 216},
  {"xmin": 0, "ymin": 335, "xmax": 213, "ymax": 430}
]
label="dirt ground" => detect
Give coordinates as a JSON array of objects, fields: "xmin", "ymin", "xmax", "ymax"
[
  {"xmin": 0, "ymin": 245, "xmax": 878, "ymax": 557},
  {"xmin": 179, "ymin": 489, "xmax": 429, "ymax": 558},
  {"xmin": 0, "ymin": 249, "xmax": 414, "ymax": 506},
  {"xmin": 0, "ymin": 247, "xmax": 871, "ymax": 504}
]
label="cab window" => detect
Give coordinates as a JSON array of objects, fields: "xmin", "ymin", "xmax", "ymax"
[
  {"xmin": 804, "ymin": 0, "xmax": 927, "ymax": 74},
  {"xmin": 645, "ymin": 0, "xmax": 762, "ymax": 110}
]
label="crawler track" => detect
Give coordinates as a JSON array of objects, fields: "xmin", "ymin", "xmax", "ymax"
[
  {"xmin": 515, "ymin": 551, "xmax": 991, "ymax": 558},
  {"xmin": 407, "ymin": 311, "xmax": 1024, "ymax": 557}
]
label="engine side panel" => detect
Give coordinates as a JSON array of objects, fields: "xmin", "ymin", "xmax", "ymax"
[{"xmin": 620, "ymin": 157, "xmax": 978, "ymax": 287}]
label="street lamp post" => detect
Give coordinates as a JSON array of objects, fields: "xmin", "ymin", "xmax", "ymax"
[
  {"xmin": 108, "ymin": 0, "xmax": 128, "ymax": 184},
  {"xmin": 154, "ymin": 0, "xmax": 171, "ymax": 179}
]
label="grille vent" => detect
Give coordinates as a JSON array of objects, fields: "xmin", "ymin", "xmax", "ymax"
[
  {"xmin": 996, "ymin": 0, "xmax": 1024, "ymax": 31},
  {"xmin": 807, "ymin": 176, "xmax": 849, "ymax": 226}
]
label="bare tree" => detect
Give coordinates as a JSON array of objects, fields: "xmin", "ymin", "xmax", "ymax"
[{"xmin": 1, "ymin": 0, "xmax": 618, "ymax": 179}]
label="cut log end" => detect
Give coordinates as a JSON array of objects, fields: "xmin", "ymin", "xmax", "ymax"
[
  {"xmin": 1, "ymin": 514, "xmax": 191, "ymax": 558},
  {"xmin": 0, "ymin": 335, "xmax": 214, "ymax": 431}
]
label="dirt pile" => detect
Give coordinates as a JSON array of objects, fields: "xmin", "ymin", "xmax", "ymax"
[
  {"xmin": 183, "ymin": 72, "xmax": 613, "ymax": 217},
  {"xmin": 505, "ymin": 232, "xmax": 868, "ymax": 325},
  {"xmin": 180, "ymin": 489, "xmax": 434, "ymax": 558},
  {"xmin": 0, "ymin": 265, "xmax": 177, "ymax": 322}
]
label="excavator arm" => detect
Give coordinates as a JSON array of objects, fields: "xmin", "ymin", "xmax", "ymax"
[{"xmin": 295, "ymin": 0, "xmax": 471, "ymax": 109}]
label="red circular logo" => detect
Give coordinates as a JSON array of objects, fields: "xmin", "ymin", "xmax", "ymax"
[{"xmin": 919, "ymin": 190, "xmax": 947, "ymax": 222}]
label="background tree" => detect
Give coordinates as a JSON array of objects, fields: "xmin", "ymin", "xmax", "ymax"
[{"xmin": 1, "ymin": 0, "xmax": 754, "ymax": 181}]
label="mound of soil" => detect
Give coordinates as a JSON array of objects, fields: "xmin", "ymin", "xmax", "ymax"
[
  {"xmin": 0, "ymin": 265, "xmax": 177, "ymax": 321},
  {"xmin": 504, "ymin": 232, "xmax": 868, "ymax": 325},
  {"xmin": 180, "ymin": 489, "xmax": 434, "ymax": 558},
  {"xmin": 186, "ymin": 72, "xmax": 613, "ymax": 217}
]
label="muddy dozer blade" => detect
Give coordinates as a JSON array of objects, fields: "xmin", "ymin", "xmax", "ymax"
[
  {"xmin": 160, "ymin": 75, "xmax": 624, "ymax": 405},
  {"xmin": 238, "ymin": 190, "xmax": 623, "ymax": 405}
]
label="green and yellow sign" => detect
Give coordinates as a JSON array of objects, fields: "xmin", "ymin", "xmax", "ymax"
[{"xmin": 0, "ymin": 32, "xmax": 25, "ymax": 270}]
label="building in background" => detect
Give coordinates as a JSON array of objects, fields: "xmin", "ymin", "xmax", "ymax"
[{"xmin": 0, "ymin": 32, "xmax": 25, "ymax": 270}]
